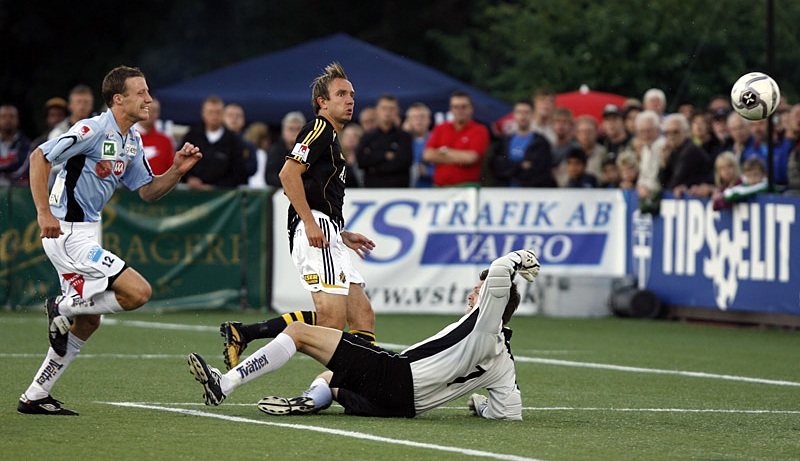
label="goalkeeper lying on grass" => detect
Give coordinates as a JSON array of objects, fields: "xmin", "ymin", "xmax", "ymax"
[{"xmin": 188, "ymin": 250, "xmax": 540, "ymax": 420}]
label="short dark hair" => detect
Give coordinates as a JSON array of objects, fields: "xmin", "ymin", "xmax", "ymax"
[
  {"xmin": 101, "ymin": 66, "xmax": 145, "ymax": 108},
  {"xmin": 552, "ymin": 107, "xmax": 573, "ymax": 120},
  {"xmin": 743, "ymin": 157, "xmax": 766, "ymax": 174},
  {"xmin": 450, "ymin": 90, "xmax": 472, "ymax": 103},
  {"xmin": 602, "ymin": 158, "xmax": 617, "ymax": 168},
  {"xmin": 311, "ymin": 62, "xmax": 348, "ymax": 114},
  {"xmin": 479, "ymin": 269, "xmax": 520, "ymax": 325},
  {"xmin": 377, "ymin": 94, "xmax": 398, "ymax": 105},
  {"xmin": 566, "ymin": 147, "xmax": 587, "ymax": 165},
  {"xmin": 533, "ymin": 87, "xmax": 555, "ymax": 99}
]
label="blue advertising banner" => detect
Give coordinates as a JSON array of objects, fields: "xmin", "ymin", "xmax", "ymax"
[
  {"xmin": 273, "ymin": 188, "xmax": 628, "ymax": 314},
  {"xmin": 626, "ymin": 192, "xmax": 800, "ymax": 315}
]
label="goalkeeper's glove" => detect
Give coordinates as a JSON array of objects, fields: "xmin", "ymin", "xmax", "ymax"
[{"xmin": 509, "ymin": 249, "xmax": 540, "ymax": 282}]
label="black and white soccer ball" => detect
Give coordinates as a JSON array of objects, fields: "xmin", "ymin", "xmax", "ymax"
[{"xmin": 730, "ymin": 72, "xmax": 780, "ymax": 121}]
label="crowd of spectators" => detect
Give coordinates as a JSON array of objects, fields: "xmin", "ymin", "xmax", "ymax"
[{"xmin": 5, "ymin": 82, "xmax": 800, "ymax": 209}]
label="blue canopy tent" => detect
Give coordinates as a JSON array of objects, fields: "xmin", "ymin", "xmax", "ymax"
[{"xmin": 155, "ymin": 33, "xmax": 511, "ymax": 126}]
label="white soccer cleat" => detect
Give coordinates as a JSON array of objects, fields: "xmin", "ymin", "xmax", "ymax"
[{"xmin": 512, "ymin": 249, "xmax": 540, "ymax": 282}]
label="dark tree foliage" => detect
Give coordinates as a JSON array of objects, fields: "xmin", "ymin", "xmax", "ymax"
[
  {"xmin": 428, "ymin": 0, "xmax": 800, "ymax": 108},
  {"xmin": 3, "ymin": 0, "xmax": 798, "ymax": 136}
]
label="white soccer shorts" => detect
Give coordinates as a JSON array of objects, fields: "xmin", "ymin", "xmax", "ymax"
[
  {"xmin": 291, "ymin": 210, "xmax": 364, "ymax": 296},
  {"xmin": 41, "ymin": 221, "xmax": 127, "ymax": 301}
]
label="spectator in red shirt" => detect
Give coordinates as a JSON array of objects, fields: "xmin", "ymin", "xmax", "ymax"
[
  {"xmin": 135, "ymin": 97, "xmax": 174, "ymax": 175},
  {"xmin": 423, "ymin": 91, "xmax": 489, "ymax": 186}
]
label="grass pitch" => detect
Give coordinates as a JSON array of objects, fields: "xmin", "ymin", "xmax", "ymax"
[{"xmin": 1, "ymin": 310, "xmax": 798, "ymax": 461}]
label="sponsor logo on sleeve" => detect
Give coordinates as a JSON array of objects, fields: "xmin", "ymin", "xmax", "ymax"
[
  {"xmin": 291, "ymin": 143, "xmax": 310, "ymax": 162},
  {"xmin": 303, "ymin": 274, "xmax": 319, "ymax": 285},
  {"xmin": 76, "ymin": 125, "xmax": 92, "ymax": 140}
]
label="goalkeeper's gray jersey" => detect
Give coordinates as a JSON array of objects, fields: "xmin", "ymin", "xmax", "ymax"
[{"xmin": 401, "ymin": 254, "xmax": 522, "ymax": 420}]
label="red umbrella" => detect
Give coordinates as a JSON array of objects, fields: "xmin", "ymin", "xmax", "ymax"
[
  {"xmin": 493, "ymin": 86, "xmax": 629, "ymax": 134},
  {"xmin": 555, "ymin": 86, "xmax": 629, "ymax": 125}
]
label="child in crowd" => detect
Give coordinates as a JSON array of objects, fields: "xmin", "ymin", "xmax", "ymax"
[
  {"xmin": 616, "ymin": 151, "xmax": 639, "ymax": 190},
  {"xmin": 716, "ymin": 156, "xmax": 769, "ymax": 210},
  {"xmin": 600, "ymin": 158, "xmax": 620, "ymax": 188},
  {"xmin": 565, "ymin": 147, "xmax": 597, "ymax": 188},
  {"xmin": 711, "ymin": 151, "xmax": 741, "ymax": 210}
]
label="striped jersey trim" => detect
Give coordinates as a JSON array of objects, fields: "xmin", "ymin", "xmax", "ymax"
[{"xmin": 302, "ymin": 118, "xmax": 326, "ymax": 146}]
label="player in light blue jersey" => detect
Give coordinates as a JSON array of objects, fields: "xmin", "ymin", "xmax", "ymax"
[{"xmin": 18, "ymin": 66, "xmax": 203, "ymax": 416}]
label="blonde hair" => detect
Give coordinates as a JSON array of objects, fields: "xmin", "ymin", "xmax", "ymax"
[
  {"xmin": 244, "ymin": 122, "xmax": 270, "ymax": 145},
  {"xmin": 311, "ymin": 62, "xmax": 348, "ymax": 114},
  {"xmin": 714, "ymin": 151, "xmax": 741, "ymax": 188},
  {"xmin": 616, "ymin": 150, "xmax": 639, "ymax": 170}
]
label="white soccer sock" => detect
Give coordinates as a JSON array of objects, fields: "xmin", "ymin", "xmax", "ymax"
[
  {"xmin": 60, "ymin": 291, "xmax": 124, "ymax": 318},
  {"xmin": 24, "ymin": 333, "xmax": 84, "ymax": 400},
  {"xmin": 223, "ymin": 333, "xmax": 297, "ymax": 394},
  {"xmin": 302, "ymin": 377, "xmax": 332, "ymax": 409}
]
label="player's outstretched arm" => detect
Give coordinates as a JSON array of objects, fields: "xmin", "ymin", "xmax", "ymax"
[
  {"xmin": 139, "ymin": 142, "xmax": 202, "ymax": 202},
  {"xmin": 341, "ymin": 230, "xmax": 375, "ymax": 259},
  {"xmin": 508, "ymin": 249, "xmax": 540, "ymax": 282}
]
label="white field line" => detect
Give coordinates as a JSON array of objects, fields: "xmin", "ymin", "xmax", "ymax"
[
  {"xmin": 101, "ymin": 318, "xmax": 218, "ymax": 332},
  {"xmin": 0, "ymin": 352, "xmax": 315, "ymax": 361},
  {"xmin": 103, "ymin": 402, "xmax": 800, "ymax": 414},
  {"xmin": 8, "ymin": 318, "xmax": 799, "ymax": 387},
  {"xmin": 100, "ymin": 402, "xmax": 547, "ymax": 461},
  {"xmin": 0, "ymin": 353, "xmax": 188, "ymax": 359},
  {"xmin": 515, "ymin": 356, "xmax": 800, "ymax": 387}
]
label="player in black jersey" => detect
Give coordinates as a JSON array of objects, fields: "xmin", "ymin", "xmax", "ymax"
[{"xmin": 218, "ymin": 63, "xmax": 377, "ymax": 379}]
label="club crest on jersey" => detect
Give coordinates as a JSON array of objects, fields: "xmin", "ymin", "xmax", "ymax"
[
  {"xmin": 291, "ymin": 143, "xmax": 310, "ymax": 162},
  {"xmin": 105, "ymin": 131, "xmax": 115, "ymax": 140},
  {"xmin": 113, "ymin": 159, "xmax": 125, "ymax": 176},
  {"xmin": 102, "ymin": 141, "xmax": 117, "ymax": 159},
  {"xmin": 62, "ymin": 273, "xmax": 85, "ymax": 297},
  {"xmin": 96, "ymin": 160, "xmax": 113, "ymax": 178}
]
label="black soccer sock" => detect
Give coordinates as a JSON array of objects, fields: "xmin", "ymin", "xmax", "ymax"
[
  {"xmin": 240, "ymin": 311, "xmax": 317, "ymax": 340},
  {"xmin": 349, "ymin": 329, "xmax": 376, "ymax": 345}
]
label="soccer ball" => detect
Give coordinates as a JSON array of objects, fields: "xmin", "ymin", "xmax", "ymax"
[{"xmin": 730, "ymin": 72, "xmax": 780, "ymax": 120}]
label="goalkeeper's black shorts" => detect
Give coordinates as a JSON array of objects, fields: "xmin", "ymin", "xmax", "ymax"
[{"xmin": 327, "ymin": 333, "xmax": 415, "ymax": 418}]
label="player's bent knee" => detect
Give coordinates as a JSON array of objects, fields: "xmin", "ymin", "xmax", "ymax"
[
  {"xmin": 283, "ymin": 322, "xmax": 313, "ymax": 349},
  {"xmin": 126, "ymin": 281, "xmax": 151, "ymax": 310}
]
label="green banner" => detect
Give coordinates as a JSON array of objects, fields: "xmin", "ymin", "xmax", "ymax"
[{"xmin": 1, "ymin": 187, "xmax": 271, "ymax": 311}]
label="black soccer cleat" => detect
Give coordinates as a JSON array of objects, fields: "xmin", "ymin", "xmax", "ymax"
[
  {"xmin": 17, "ymin": 394, "xmax": 78, "ymax": 416},
  {"xmin": 220, "ymin": 321, "xmax": 247, "ymax": 370},
  {"xmin": 46, "ymin": 296, "xmax": 72, "ymax": 357},
  {"xmin": 188, "ymin": 353, "xmax": 226, "ymax": 406},
  {"xmin": 257, "ymin": 396, "xmax": 329, "ymax": 416}
]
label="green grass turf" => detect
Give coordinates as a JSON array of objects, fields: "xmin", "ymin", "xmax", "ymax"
[{"xmin": 1, "ymin": 310, "xmax": 798, "ymax": 461}]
